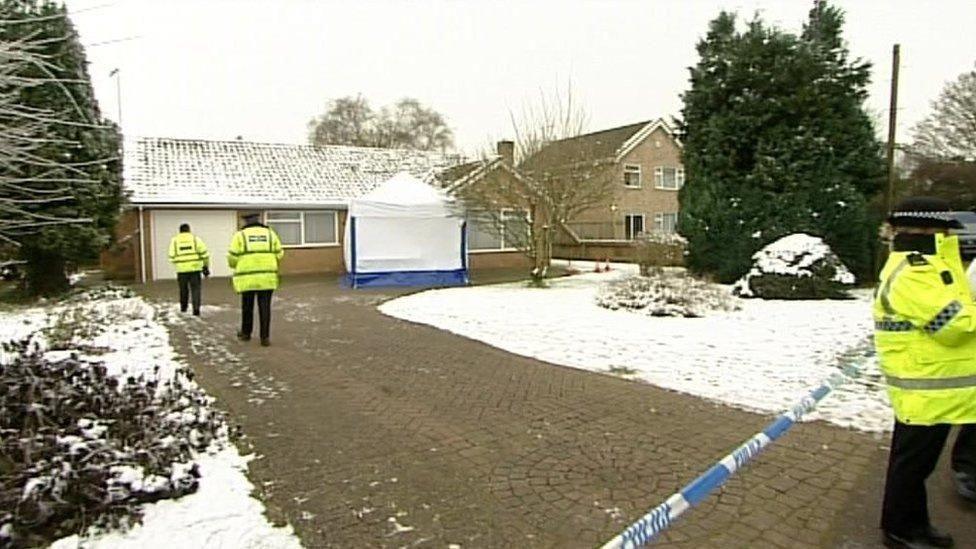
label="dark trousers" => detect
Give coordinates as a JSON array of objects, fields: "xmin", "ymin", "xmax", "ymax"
[
  {"xmin": 241, "ymin": 290, "xmax": 273, "ymax": 340},
  {"xmin": 177, "ymin": 271, "xmax": 202, "ymax": 314},
  {"xmin": 881, "ymin": 421, "xmax": 976, "ymax": 535}
]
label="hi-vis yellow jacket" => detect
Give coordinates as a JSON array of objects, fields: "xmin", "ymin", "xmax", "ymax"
[
  {"xmin": 227, "ymin": 224, "xmax": 284, "ymax": 293},
  {"xmin": 167, "ymin": 233, "xmax": 210, "ymax": 273},
  {"xmin": 873, "ymin": 234, "xmax": 976, "ymax": 425}
]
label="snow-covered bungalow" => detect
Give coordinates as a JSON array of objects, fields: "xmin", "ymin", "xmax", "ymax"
[{"xmin": 102, "ymin": 137, "xmax": 528, "ymax": 282}]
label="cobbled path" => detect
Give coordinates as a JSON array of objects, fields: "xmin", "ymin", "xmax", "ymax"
[{"xmin": 142, "ymin": 275, "xmax": 973, "ymax": 548}]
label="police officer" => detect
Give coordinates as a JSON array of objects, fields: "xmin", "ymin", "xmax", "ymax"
[
  {"xmin": 227, "ymin": 213, "xmax": 284, "ymax": 347},
  {"xmin": 168, "ymin": 223, "xmax": 210, "ymax": 316},
  {"xmin": 874, "ymin": 197, "xmax": 976, "ymax": 548}
]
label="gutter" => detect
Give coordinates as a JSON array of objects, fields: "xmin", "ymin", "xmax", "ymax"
[
  {"xmin": 130, "ymin": 202, "xmax": 350, "ymax": 210},
  {"xmin": 138, "ymin": 205, "xmax": 147, "ymax": 284}
]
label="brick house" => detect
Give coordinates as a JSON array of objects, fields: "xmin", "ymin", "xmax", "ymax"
[
  {"xmin": 104, "ymin": 137, "xmax": 528, "ymax": 282},
  {"xmin": 530, "ymin": 118, "xmax": 684, "ymax": 243},
  {"xmin": 441, "ymin": 119, "xmax": 683, "ymax": 265}
]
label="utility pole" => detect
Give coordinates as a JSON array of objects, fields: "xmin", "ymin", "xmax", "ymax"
[
  {"xmin": 109, "ymin": 68, "xmax": 121, "ymax": 126},
  {"xmin": 884, "ymin": 44, "xmax": 900, "ymax": 215},
  {"xmin": 876, "ymin": 44, "xmax": 901, "ymax": 277}
]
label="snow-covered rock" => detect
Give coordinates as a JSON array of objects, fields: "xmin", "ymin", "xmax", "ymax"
[{"xmin": 733, "ymin": 233, "xmax": 855, "ymax": 299}]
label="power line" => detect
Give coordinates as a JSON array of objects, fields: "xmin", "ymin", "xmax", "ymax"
[{"xmin": 85, "ymin": 35, "xmax": 141, "ymax": 48}]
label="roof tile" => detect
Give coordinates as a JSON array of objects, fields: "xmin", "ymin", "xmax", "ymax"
[{"xmin": 124, "ymin": 137, "xmax": 464, "ymax": 205}]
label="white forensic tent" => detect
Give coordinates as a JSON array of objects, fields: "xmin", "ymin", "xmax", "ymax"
[{"xmin": 343, "ymin": 172, "xmax": 468, "ymax": 287}]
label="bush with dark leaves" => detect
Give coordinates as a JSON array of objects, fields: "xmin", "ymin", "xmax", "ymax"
[
  {"xmin": 0, "ymin": 339, "xmax": 225, "ymax": 547},
  {"xmin": 732, "ymin": 234, "xmax": 855, "ymax": 300}
]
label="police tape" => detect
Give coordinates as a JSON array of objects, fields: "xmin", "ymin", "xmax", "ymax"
[{"xmin": 599, "ymin": 348, "xmax": 873, "ymax": 549}]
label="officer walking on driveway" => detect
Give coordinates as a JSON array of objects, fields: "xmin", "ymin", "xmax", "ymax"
[
  {"xmin": 874, "ymin": 197, "xmax": 976, "ymax": 549},
  {"xmin": 227, "ymin": 213, "xmax": 284, "ymax": 347},
  {"xmin": 168, "ymin": 223, "xmax": 210, "ymax": 316}
]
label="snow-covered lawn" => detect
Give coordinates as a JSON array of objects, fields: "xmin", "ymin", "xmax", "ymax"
[
  {"xmin": 0, "ymin": 289, "xmax": 301, "ymax": 548},
  {"xmin": 380, "ymin": 264, "xmax": 891, "ymax": 433}
]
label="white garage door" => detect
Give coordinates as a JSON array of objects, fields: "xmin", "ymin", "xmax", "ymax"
[{"xmin": 152, "ymin": 210, "xmax": 237, "ymax": 280}]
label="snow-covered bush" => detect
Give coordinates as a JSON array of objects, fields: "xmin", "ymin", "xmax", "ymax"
[
  {"xmin": 732, "ymin": 233, "xmax": 855, "ymax": 299},
  {"xmin": 0, "ymin": 289, "xmax": 226, "ymax": 547},
  {"xmin": 635, "ymin": 232, "xmax": 687, "ymax": 276},
  {"xmin": 59, "ymin": 283, "xmax": 136, "ymax": 304},
  {"xmin": 597, "ymin": 272, "xmax": 740, "ymax": 317}
]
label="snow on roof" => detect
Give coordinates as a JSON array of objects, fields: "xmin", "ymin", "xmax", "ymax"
[{"xmin": 123, "ymin": 137, "xmax": 465, "ymax": 206}]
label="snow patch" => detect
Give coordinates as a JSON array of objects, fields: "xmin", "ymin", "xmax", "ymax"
[
  {"xmin": 380, "ymin": 270, "xmax": 889, "ymax": 432},
  {"xmin": 51, "ymin": 448, "xmax": 301, "ymax": 549}
]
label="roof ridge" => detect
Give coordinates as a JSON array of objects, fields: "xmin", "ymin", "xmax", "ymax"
[
  {"xmin": 135, "ymin": 136, "xmax": 453, "ymax": 156},
  {"xmin": 546, "ymin": 119, "xmax": 654, "ymax": 144}
]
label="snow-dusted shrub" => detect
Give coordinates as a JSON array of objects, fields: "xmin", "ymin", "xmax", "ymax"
[
  {"xmin": 0, "ymin": 339, "xmax": 224, "ymax": 545},
  {"xmin": 59, "ymin": 283, "xmax": 136, "ymax": 304},
  {"xmin": 732, "ymin": 233, "xmax": 855, "ymax": 299},
  {"xmin": 635, "ymin": 232, "xmax": 687, "ymax": 276},
  {"xmin": 597, "ymin": 272, "xmax": 740, "ymax": 317}
]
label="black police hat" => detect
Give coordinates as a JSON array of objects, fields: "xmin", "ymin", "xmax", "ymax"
[{"xmin": 887, "ymin": 196, "xmax": 964, "ymax": 229}]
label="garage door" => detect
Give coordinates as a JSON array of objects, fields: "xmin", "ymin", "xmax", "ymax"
[{"xmin": 152, "ymin": 210, "xmax": 237, "ymax": 280}]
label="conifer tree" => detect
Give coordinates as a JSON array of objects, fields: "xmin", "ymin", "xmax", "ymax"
[
  {"xmin": 678, "ymin": 1, "xmax": 883, "ymax": 283},
  {"xmin": 0, "ymin": 0, "xmax": 123, "ymax": 295}
]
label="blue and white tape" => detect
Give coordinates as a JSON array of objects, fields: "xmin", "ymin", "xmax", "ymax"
[{"xmin": 600, "ymin": 351, "xmax": 870, "ymax": 549}]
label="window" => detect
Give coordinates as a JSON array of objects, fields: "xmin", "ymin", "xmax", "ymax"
[
  {"xmin": 266, "ymin": 210, "xmax": 337, "ymax": 247},
  {"xmin": 654, "ymin": 212, "xmax": 678, "ymax": 234},
  {"xmin": 654, "ymin": 166, "xmax": 685, "ymax": 190},
  {"xmin": 468, "ymin": 213, "xmax": 503, "ymax": 251},
  {"xmin": 467, "ymin": 210, "xmax": 528, "ymax": 251},
  {"xmin": 625, "ymin": 214, "xmax": 645, "ymax": 240},
  {"xmin": 623, "ymin": 164, "xmax": 642, "ymax": 188}
]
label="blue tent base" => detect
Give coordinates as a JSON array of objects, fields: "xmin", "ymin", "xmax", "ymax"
[{"xmin": 344, "ymin": 269, "xmax": 469, "ymax": 288}]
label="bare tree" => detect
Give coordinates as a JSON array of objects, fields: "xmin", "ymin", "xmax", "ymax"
[
  {"xmin": 453, "ymin": 85, "xmax": 615, "ymax": 282},
  {"xmin": 374, "ymin": 98, "xmax": 454, "ymax": 152},
  {"xmin": 307, "ymin": 95, "xmax": 374, "ymax": 148},
  {"xmin": 308, "ymin": 95, "xmax": 455, "ymax": 152},
  {"xmin": 911, "ymin": 64, "xmax": 976, "ymax": 161}
]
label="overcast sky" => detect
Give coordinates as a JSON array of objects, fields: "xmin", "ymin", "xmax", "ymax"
[{"xmin": 64, "ymin": 0, "xmax": 975, "ymax": 156}]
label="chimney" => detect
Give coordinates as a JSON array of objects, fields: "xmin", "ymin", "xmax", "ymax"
[{"xmin": 497, "ymin": 140, "xmax": 515, "ymax": 166}]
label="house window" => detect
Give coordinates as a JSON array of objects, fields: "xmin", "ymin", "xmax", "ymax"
[
  {"xmin": 467, "ymin": 210, "xmax": 529, "ymax": 251},
  {"xmin": 266, "ymin": 210, "xmax": 337, "ymax": 247},
  {"xmin": 654, "ymin": 166, "xmax": 685, "ymax": 190},
  {"xmin": 624, "ymin": 214, "xmax": 645, "ymax": 240},
  {"xmin": 623, "ymin": 164, "xmax": 642, "ymax": 188},
  {"xmin": 654, "ymin": 212, "xmax": 678, "ymax": 234}
]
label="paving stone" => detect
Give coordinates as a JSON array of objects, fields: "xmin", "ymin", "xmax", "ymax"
[{"xmin": 144, "ymin": 276, "xmax": 974, "ymax": 548}]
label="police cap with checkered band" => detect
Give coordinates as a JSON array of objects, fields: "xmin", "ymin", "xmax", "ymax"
[{"xmin": 887, "ymin": 196, "xmax": 964, "ymax": 230}]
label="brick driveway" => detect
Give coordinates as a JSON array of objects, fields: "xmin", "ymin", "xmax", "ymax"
[{"xmin": 142, "ymin": 275, "xmax": 973, "ymax": 548}]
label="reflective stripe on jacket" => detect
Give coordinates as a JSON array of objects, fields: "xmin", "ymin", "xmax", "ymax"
[
  {"xmin": 227, "ymin": 224, "xmax": 283, "ymax": 293},
  {"xmin": 168, "ymin": 233, "xmax": 210, "ymax": 273},
  {"xmin": 872, "ymin": 233, "xmax": 976, "ymax": 425}
]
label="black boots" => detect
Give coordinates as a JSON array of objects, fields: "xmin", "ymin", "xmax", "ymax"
[{"xmin": 883, "ymin": 525, "xmax": 954, "ymax": 549}]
